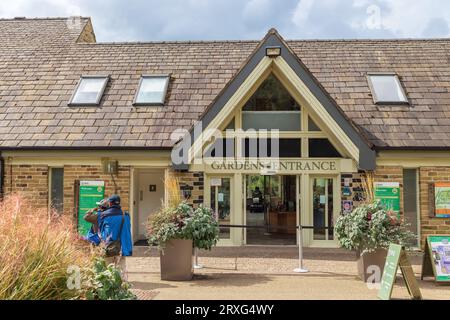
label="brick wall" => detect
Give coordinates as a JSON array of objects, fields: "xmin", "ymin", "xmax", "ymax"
[
  {"xmin": 418, "ymin": 167, "xmax": 450, "ymax": 247},
  {"xmin": 63, "ymin": 165, "xmax": 130, "ymax": 216},
  {"xmin": 2, "ymin": 160, "xmax": 131, "ymax": 216},
  {"xmin": 167, "ymin": 169, "xmax": 204, "ymax": 206},
  {"xmin": 3, "ymin": 163, "xmax": 49, "ymax": 208},
  {"xmin": 373, "ymin": 165, "xmax": 404, "ymax": 214}
]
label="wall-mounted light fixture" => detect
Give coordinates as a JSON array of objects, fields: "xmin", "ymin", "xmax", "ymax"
[
  {"xmin": 265, "ymin": 46, "xmax": 281, "ymax": 58},
  {"xmin": 180, "ymin": 184, "xmax": 192, "ymax": 200}
]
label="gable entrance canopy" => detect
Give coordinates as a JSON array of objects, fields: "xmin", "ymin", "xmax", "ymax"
[{"xmin": 172, "ymin": 29, "xmax": 376, "ymax": 171}]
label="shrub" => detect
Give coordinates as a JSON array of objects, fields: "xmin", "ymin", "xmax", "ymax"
[
  {"xmin": 0, "ymin": 194, "xmax": 136, "ymax": 300},
  {"xmin": 83, "ymin": 258, "xmax": 136, "ymax": 300},
  {"xmin": 0, "ymin": 194, "xmax": 91, "ymax": 300},
  {"xmin": 147, "ymin": 202, "xmax": 219, "ymax": 251},
  {"xmin": 335, "ymin": 201, "xmax": 416, "ymax": 253},
  {"xmin": 185, "ymin": 206, "xmax": 219, "ymax": 250}
]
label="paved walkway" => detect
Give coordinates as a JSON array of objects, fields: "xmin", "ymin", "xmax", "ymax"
[{"xmin": 126, "ymin": 246, "xmax": 450, "ymax": 300}]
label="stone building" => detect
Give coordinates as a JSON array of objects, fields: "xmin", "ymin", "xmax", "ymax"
[{"xmin": 0, "ymin": 17, "xmax": 449, "ymax": 248}]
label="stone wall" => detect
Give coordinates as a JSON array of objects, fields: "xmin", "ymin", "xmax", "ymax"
[
  {"xmin": 3, "ymin": 161, "xmax": 131, "ymax": 216},
  {"xmin": 62, "ymin": 165, "xmax": 130, "ymax": 216},
  {"xmin": 418, "ymin": 167, "xmax": 450, "ymax": 247},
  {"xmin": 76, "ymin": 19, "xmax": 96, "ymax": 43},
  {"xmin": 343, "ymin": 166, "xmax": 450, "ymax": 248},
  {"xmin": 3, "ymin": 158, "xmax": 450, "ymax": 249},
  {"xmin": 167, "ymin": 169, "xmax": 204, "ymax": 206},
  {"xmin": 3, "ymin": 163, "xmax": 49, "ymax": 208}
]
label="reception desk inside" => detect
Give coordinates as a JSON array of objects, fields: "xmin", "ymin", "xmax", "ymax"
[{"xmin": 268, "ymin": 211, "xmax": 296, "ymax": 234}]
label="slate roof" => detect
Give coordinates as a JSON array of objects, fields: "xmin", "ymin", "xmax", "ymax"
[{"xmin": 0, "ymin": 17, "xmax": 449, "ymax": 149}]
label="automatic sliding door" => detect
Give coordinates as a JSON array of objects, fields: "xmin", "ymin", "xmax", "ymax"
[
  {"xmin": 312, "ymin": 177, "xmax": 335, "ymax": 241},
  {"xmin": 210, "ymin": 177, "xmax": 231, "ymax": 240},
  {"xmin": 246, "ymin": 174, "xmax": 296, "ymax": 245}
]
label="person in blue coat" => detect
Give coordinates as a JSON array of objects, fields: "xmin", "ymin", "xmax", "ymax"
[{"xmin": 98, "ymin": 194, "xmax": 133, "ymax": 257}]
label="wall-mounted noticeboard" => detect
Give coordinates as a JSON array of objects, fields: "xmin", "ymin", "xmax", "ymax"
[
  {"xmin": 75, "ymin": 180, "xmax": 105, "ymax": 235},
  {"xmin": 434, "ymin": 183, "xmax": 450, "ymax": 218},
  {"xmin": 374, "ymin": 182, "xmax": 400, "ymax": 215},
  {"xmin": 421, "ymin": 235, "xmax": 450, "ymax": 283}
]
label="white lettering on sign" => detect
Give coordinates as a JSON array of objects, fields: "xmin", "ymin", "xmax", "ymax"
[{"xmin": 79, "ymin": 180, "xmax": 105, "ymax": 187}]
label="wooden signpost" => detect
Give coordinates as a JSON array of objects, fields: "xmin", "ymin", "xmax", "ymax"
[
  {"xmin": 421, "ymin": 235, "xmax": 450, "ymax": 284},
  {"xmin": 378, "ymin": 243, "xmax": 422, "ymax": 300}
]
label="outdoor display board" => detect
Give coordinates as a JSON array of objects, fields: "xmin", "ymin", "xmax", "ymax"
[
  {"xmin": 434, "ymin": 183, "xmax": 450, "ymax": 218},
  {"xmin": 76, "ymin": 180, "xmax": 105, "ymax": 235},
  {"xmin": 421, "ymin": 235, "xmax": 450, "ymax": 283},
  {"xmin": 378, "ymin": 243, "xmax": 422, "ymax": 300},
  {"xmin": 374, "ymin": 182, "xmax": 400, "ymax": 215}
]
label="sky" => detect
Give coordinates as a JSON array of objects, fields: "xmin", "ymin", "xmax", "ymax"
[{"xmin": 0, "ymin": 0, "xmax": 449, "ymax": 42}]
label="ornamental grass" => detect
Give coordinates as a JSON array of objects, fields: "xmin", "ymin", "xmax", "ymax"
[{"xmin": 0, "ymin": 194, "xmax": 92, "ymax": 300}]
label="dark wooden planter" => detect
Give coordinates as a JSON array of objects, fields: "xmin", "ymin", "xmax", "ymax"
[
  {"xmin": 160, "ymin": 239, "xmax": 193, "ymax": 281},
  {"xmin": 356, "ymin": 248, "xmax": 388, "ymax": 282}
]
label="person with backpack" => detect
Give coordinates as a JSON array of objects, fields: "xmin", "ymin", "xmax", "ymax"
[{"xmin": 98, "ymin": 194, "xmax": 132, "ymax": 276}]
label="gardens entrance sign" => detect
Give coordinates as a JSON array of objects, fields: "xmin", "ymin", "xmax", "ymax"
[{"xmin": 378, "ymin": 243, "xmax": 422, "ymax": 300}]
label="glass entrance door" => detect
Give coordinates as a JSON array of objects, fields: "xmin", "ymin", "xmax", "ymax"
[
  {"xmin": 210, "ymin": 177, "xmax": 232, "ymax": 240},
  {"xmin": 245, "ymin": 175, "xmax": 297, "ymax": 245},
  {"xmin": 311, "ymin": 177, "xmax": 336, "ymax": 242}
]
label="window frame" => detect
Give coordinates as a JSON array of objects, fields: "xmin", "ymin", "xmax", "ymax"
[
  {"xmin": 133, "ymin": 74, "xmax": 170, "ymax": 106},
  {"xmin": 48, "ymin": 167, "xmax": 64, "ymax": 215},
  {"xmin": 68, "ymin": 75, "xmax": 110, "ymax": 107},
  {"xmin": 366, "ymin": 72, "xmax": 409, "ymax": 105}
]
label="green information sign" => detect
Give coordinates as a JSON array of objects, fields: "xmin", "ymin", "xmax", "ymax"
[
  {"xmin": 374, "ymin": 182, "xmax": 400, "ymax": 215},
  {"xmin": 422, "ymin": 235, "xmax": 450, "ymax": 283},
  {"xmin": 378, "ymin": 243, "xmax": 422, "ymax": 300},
  {"xmin": 77, "ymin": 180, "xmax": 105, "ymax": 235},
  {"xmin": 378, "ymin": 244, "xmax": 402, "ymax": 300}
]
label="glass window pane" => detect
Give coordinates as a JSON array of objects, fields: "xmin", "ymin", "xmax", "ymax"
[
  {"xmin": 71, "ymin": 77, "xmax": 108, "ymax": 104},
  {"xmin": 225, "ymin": 117, "xmax": 235, "ymax": 130},
  {"xmin": 243, "ymin": 74, "xmax": 300, "ymax": 111},
  {"xmin": 313, "ymin": 178, "xmax": 326, "ymax": 240},
  {"xmin": 308, "ymin": 117, "xmax": 321, "ymax": 131},
  {"xmin": 242, "ymin": 111, "xmax": 301, "ymax": 131},
  {"xmin": 135, "ymin": 76, "xmax": 169, "ymax": 104},
  {"xmin": 204, "ymin": 138, "xmax": 235, "ymax": 158},
  {"xmin": 309, "ymin": 139, "xmax": 341, "ymax": 158},
  {"xmin": 313, "ymin": 178, "xmax": 334, "ymax": 241},
  {"xmin": 368, "ymin": 75, "xmax": 407, "ymax": 103},
  {"xmin": 327, "ymin": 178, "xmax": 334, "ymax": 240},
  {"xmin": 403, "ymin": 169, "xmax": 419, "ymax": 247},
  {"xmin": 50, "ymin": 168, "xmax": 64, "ymax": 214},
  {"xmin": 210, "ymin": 178, "xmax": 231, "ymax": 239},
  {"xmin": 242, "ymin": 138, "xmax": 301, "ymax": 158}
]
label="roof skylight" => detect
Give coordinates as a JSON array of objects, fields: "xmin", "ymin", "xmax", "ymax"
[
  {"xmin": 134, "ymin": 75, "xmax": 170, "ymax": 105},
  {"xmin": 69, "ymin": 75, "xmax": 109, "ymax": 106},
  {"xmin": 367, "ymin": 73, "xmax": 408, "ymax": 104}
]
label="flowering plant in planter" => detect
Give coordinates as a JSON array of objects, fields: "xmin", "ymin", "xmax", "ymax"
[
  {"xmin": 147, "ymin": 201, "xmax": 219, "ymax": 251},
  {"xmin": 335, "ymin": 201, "xmax": 416, "ymax": 253}
]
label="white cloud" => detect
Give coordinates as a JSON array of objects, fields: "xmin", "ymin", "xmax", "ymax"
[
  {"xmin": 291, "ymin": 0, "xmax": 315, "ymax": 27},
  {"xmin": 349, "ymin": 0, "xmax": 450, "ymax": 37},
  {"xmin": 380, "ymin": 0, "xmax": 450, "ymax": 37},
  {"xmin": 0, "ymin": 0, "xmax": 449, "ymax": 40}
]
